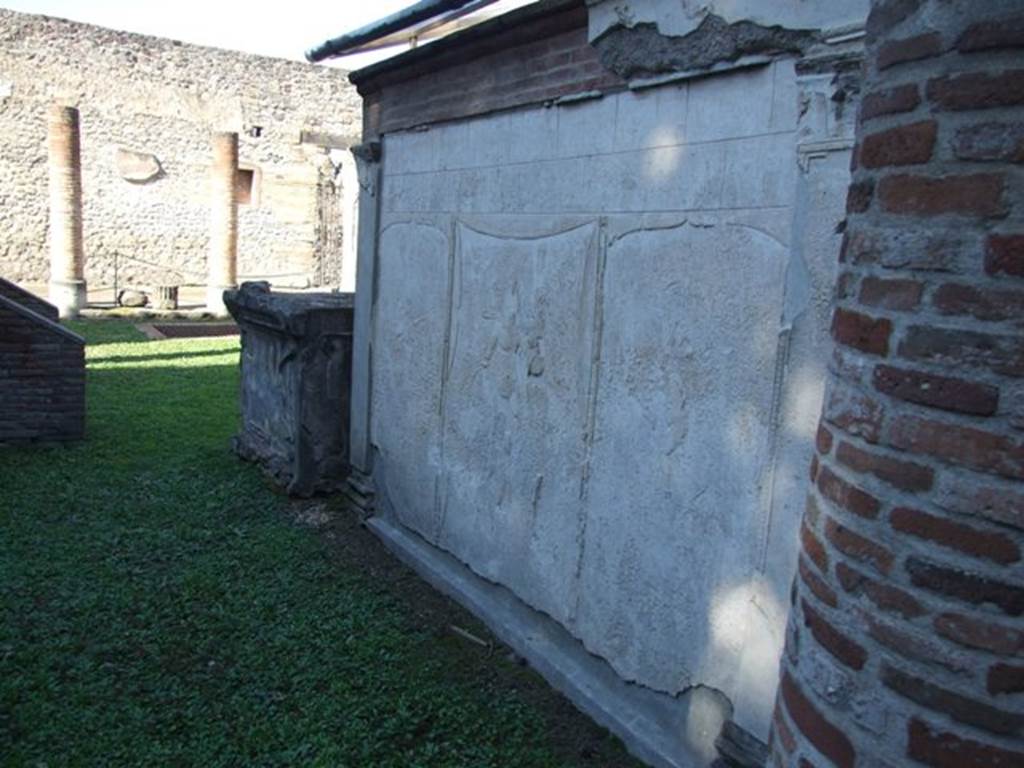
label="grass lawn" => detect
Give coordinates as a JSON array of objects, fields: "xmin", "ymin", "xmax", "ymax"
[{"xmin": 0, "ymin": 320, "xmax": 639, "ymax": 767}]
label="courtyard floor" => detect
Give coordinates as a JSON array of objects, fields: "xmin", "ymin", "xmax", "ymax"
[{"xmin": 0, "ymin": 320, "xmax": 639, "ymax": 767}]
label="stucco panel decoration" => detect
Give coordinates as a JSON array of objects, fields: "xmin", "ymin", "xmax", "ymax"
[
  {"xmin": 438, "ymin": 221, "xmax": 601, "ymax": 625},
  {"xmin": 371, "ymin": 222, "xmax": 451, "ymax": 537},
  {"xmin": 576, "ymin": 221, "xmax": 788, "ymax": 698}
]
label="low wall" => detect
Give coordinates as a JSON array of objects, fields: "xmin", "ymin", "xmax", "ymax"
[
  {"xmin": 0, "ymin": 291, "xmax": 85, "ymax": 443},
  {"xmin": 0, "ymin": 276, "xmax": 58, "ymax": 321}
]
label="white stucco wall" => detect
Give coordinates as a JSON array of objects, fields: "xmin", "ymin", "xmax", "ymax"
[{"xmin": 367, "ymin": 56, "xmax": 855, "ymax": 739}]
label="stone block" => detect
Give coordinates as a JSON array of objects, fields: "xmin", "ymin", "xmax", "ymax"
[{"xmin": 225, "ymin": 281, "xmax": 354, "ymax": 496}]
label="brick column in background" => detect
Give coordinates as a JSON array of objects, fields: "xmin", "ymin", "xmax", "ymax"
[
  {"xmin": 206, "ymin": 131, "xmax": 238, "ymax": 315},
  {"xmin": 769, "ymin": 2, "xmax": 1024, "ymax": 767},
  {"xmin": 47, "ymin": 104, "xmax": 87, "ymax": 318}
]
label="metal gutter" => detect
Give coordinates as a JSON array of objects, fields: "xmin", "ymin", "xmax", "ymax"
[{"xmin": 306, "ymin": 0, "xmax": 489, "ymax": 62}]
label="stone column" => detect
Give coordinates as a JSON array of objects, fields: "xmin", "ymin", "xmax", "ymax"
[
  {"xmin": 47, "ymin": 105, "xmax": 86, "ymax": 318},
  {"xmin": 206, "ymin": 131, "xmax": 238, "ymax": 314},
  {"xmin": 769, "ymin": 2, "xmax": 1024, "ymax": 767}
]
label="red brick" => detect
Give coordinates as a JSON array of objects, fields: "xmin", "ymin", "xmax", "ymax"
[
  {"xmin": 927, "ymin": 69, "xmax": 1024, "ymax": 111},
  {"xmin": 935, "ymin": 613, "xmax": 1024, "ymax": 655},
  {"xmin": 824, "ymin": 383, "xmax": 884, "ymax": 443},
  {"xmin": 938, "ymin": 480, "xmax": 1024, "ymax": 531},
  {"xmin": 908, "ymin": 717, "xmax": 1024, "ymax": 768},
  {"xmin": 986, "ymin": 234, "xmax": 1024, "ymax": 277},
  {"xmin": 824, "ymin": 516, "xmax": 893, "ymax": 574},
  {"xmin": 801, "ymin": 599, "xmax": 867, "ymax": 670},
  {"xmin": 809, "ymin": 454, "xmax": 820, "ymax": 483},
  {"xmin": 844, "ymin": 226, "xmax": 973, "ymax": 272},
  {"xmin": 988, "ymin": 663, "xmax": 1024, "ymax": 695},
  {"xmin": 907, "ymin": 557, "xmax": 1024, "ymax": 616},
  {"xmin": 891, "ymin": 506, "xmax": 1021, "ymax": 564},
  {"xmin": 815, "ymin": 424, "xmax": 833, "ymax": 455},
  {"xmin": 817, "ymin": 465, "xmax": 882, "ymax": 519},
  {"xmin": 882, "ymin": 663, "xmax": 1024, "ymax": 735},
  {"xmin": 845, "ymin": 179, "xmax": 874, "ymax": 214},
  {"xmin": 899, "ymin": 325, "xmax": 1024, "ymax": 377},
  {"xmin": 801, "ymin": 519, "xmax": 829, "ymax": 573},
  {"xmin": 838, "ymin": 561, "xmax": 926, "ymax": 618},
  {"xmin": 954, "ymin": 122, "xmax": 1024, "ymax": 163},
  {"xmin": 860, "ymin": 120, "xmax": 937, "ymax": 168},
  {"xmin": 872, "ymin": 364, "xmax": 999, "ymax": 417},
  {"xmin": 836, "ymin": 438, "xmax": 933, "ymax": 491},
  {"xmin": 772, "ymin": 702, "xmax": 797, "ymax": 754},
  {"xmin": 877, "ymin": 32, "xmax": 943, "ymax": 69},
  {"xmin": 878, "ymin": 173, "xmax": 1005, "ymax": 217},
  {"xmin": 860, "ymin": 84, "xmax": 920, "ymax": 121},
  {"xmin": 864, "ymin": 613, "xmax": 969, "ymax": 674},
  {"xmin": 778, "ymin": 671, "xmax": 854, "ymax": 768},
  {"xmin": 799, "ymin": 556, "xmax": 838, "ymax": 608},
  {"xmin": 831, "ymin": 308, "xmax": 892, "ymax": 356},
  {"xmin": 934, "ymin": 282, "xmax": 1024, "ymax": 323},
  {"xmin": 858, "ymin": 276, "xmax": 923, "ymax": 311},
  {"xmin": 957, "ymin": 15, "xmax": 1024, "ymax": 53},
  {"xmin": 887, "ymin": 414, "xmax": 1024, "ymax": 480}
]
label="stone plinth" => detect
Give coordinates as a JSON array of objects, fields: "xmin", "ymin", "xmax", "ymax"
[{"xmin": 224, "ymin": 281, "xmax": 354, "ymax": 496}]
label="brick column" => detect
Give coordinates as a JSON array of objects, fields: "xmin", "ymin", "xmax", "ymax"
[
  {"xmin": 769, "ymin": 2, "xmax": 1024, "ymax": 767},
  {"xmin": 206, "ymin": 131, "xmax": 238, "ymax": 314},
  {"xmin": 47, "ymin": 104, "xmax": 86, "ymax": 318}
]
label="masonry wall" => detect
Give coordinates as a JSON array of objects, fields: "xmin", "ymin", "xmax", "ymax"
[
  {"xmin": 0, "ymin": 294, "xmax": 84, "ymax": 443},
  {"xmin": 769, "ymin": 1, "xmax": 1024, "ymax": 766},
  {"xmin": 0, "ymin": 9, "xmax": 361, "ymax": 291},
  {"xmin": 356, "ymin": 1, "xmax": 865, "ymax": 752},
  {"xmin": 0, "ymin": 277, "xmax": 59, "ymax": 321}
]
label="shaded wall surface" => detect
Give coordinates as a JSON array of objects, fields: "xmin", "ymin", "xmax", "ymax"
[
  {"xmin": 0, "ymin": 281, "xmax": 84, "ymax": 443},
  {"xmin": 769, "ymin": 1, "xmax": 1024, "ymax": 767},
  {"xmin": 356, "ymin": 0, "xmax": 865, "ymax": 741},
  {"xmin": 0, "ymin": 9, "xmax": 361, "ymax": 290}
]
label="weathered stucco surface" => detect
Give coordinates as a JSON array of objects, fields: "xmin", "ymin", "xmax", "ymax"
[
  {"xmin": 226, "ymin": 282, "xmax": 354, "ymax": 496},
  {"xmin": 0, "ymin": 9, "xmax": 361, "ymax": 290},
  {"xmin": 368, "ymin": 51, "xmax": 859, "ymax": 743},
  {"xmin": 587, "ymin": 0, "xmax": 869, "ymax": 42}
]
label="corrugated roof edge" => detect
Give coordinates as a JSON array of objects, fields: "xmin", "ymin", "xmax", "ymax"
[{"xmin": 346, "ymin": 0, "xmax": 582, "ymax": 94}]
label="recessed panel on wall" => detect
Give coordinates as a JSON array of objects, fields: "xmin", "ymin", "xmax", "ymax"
[
  {"xmin": 436, "ymin": 221, "xmax": 600, "ymax": 625},
  {"xmin": 371, "ymin": 222, "xmax": 451, "ymax": 538},
  {"xmin": 576, "ymin": 221, "xmax": 788, "ymax": 696}
]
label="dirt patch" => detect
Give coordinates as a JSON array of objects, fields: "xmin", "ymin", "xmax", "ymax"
[{"xmin": 290, "ymin": 496, "xmax": 646, "ymax": 767}]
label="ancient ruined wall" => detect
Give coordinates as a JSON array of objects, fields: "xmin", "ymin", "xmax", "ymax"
[
  {"xmin": 354, "ymin": 1, "xmax": 867, "ymax": 756},
  {"xmin": 770, "ymin": 1, "xmax": 1024, "ymax": 767},
  {"xmin": 0, "ymin": 9, "xmax": 361, "ymax": 290}
]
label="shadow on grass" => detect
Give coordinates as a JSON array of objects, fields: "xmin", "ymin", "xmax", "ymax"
[
  {"xmin": 65, "ymin": 319, "xmax": 149, "ymax": 346},
  {"xmin": 0, "ymin": 330, "xmax": 640, "ymax": 768}
]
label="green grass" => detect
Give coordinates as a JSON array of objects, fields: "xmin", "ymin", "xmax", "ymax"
[{"xmin": 0, "ymin": 321, "xmax": 621, "ymax": 767}]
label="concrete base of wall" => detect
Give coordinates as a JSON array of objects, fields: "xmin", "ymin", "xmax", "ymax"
[
  {"xmin": 366, "ymin": 515, "xmax": 730, "ymax": 768},
  {"xmin": 48, "ymin": 278, "xmax": 86, "ymax": 318}
]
